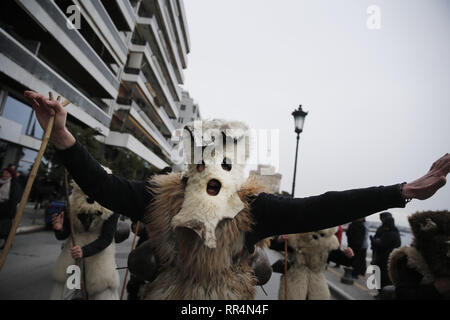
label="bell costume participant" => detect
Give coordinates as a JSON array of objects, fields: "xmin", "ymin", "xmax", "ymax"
[
  {"xmin": 388, "ymin": 210, "xmax": 450, "ymax": 299},
  {"xmin": 24, "ymin": 91, "xmax": 450, "ymax": 300},
  {"xmin": 274, "ymin": 228, "xmax": 340, "ymax": 300},
  {"xmin": 50, "ymin": 168, "xmax": 120, "ymax": 300}
]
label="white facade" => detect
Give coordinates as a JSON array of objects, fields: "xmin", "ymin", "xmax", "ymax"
[{"xmin": 0, "ymin": 0, "xmax": 196, "ymax": 174}]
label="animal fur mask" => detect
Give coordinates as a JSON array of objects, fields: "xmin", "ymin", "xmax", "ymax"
[
  {"xmin": 171, "ymin": 120, "xmax": 251, "ymax": 248},
  {"xmin": 70, "ymin": 166, "xmax": 114, "ymax": 232},
  {"xmin": 408, "ymin": 210, "xmax": 450, "ymax": 277}
]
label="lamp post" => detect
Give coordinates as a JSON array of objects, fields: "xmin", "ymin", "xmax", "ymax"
[{"xmin": 291, "ymin": 105, "xmax": 308, "ymax": 198}]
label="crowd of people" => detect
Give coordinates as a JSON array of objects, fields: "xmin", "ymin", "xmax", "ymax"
[
  {"xmin": 0, "ymin": 90, "xmax": 449, "ymax": 300},
  {"xmin": 0, "ymin": 165, "xmax": 23, "ymax": 249}
]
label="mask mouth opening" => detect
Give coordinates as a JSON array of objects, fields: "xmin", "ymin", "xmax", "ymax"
[{"xmin": 206, "ymin": 179, "xmax": 221, "ymax": 196}]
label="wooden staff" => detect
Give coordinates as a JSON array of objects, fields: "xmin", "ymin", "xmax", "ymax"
[
  {"xmin": 284, "ymin": 238, "xmax": 289, "ymax": 300},
  {"xmin": 0, "ymin": 92, "xmax": 70, "ymax": 271},
  {"xmin": 120, "ymin": 220, "xmax": 140, "ymax": 300},
  {"xmin": 64, "ymin": 169, "xmax": 87, "ymax": 300}
]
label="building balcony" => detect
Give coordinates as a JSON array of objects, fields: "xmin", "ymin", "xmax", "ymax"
[
  {"xmin": 78, "ymin": 0, "xmax": 128, "ymax": 65},
  {"xmin": 121, "ymin": 68, "xmax": 176, "ymax": 136},
  {"xmin": 115, "ymin": 98, "xmax": 172, "ymax": 157},
  {"xmin": 128, "ymin": 42, "xmax": 180, "ymax": 116},
  {"xmin": 138, "ymin": 0, "xmax": 184, "ymax": 84},
  {"xmin": 0, "ymin": 28, "xmax": 111, "ymax": 134},
  {"xmin": 98, "ymin": 131, "xmax": 169, "ymax": 170},
  {"xmin": 167, "ymin": 0, "xmax": 188, "ymax": 68},
  {"xmin": 16, "ymin": 0, "xmax": 120, "ymax": 98},
  {"xmin": 175, "ymin": 0, "xmax": 191, "ymax": 54},
  {"xmin": 133, "ymin": 18, "xmax": 182, "ymax": 101},
  {"xmin": 102, "ymin": 0, "xmax": 137, "ymax": 32}
]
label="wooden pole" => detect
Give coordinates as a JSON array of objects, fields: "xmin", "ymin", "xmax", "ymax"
[
  {"xmin": 284, "ymin": 239, "xmax": 288, "ymax": 300},
  {"xmin": 120, "ymin": 221, "xmax": 140, "ymax": 300},
  {"xmin": 0, "ymin": 92, "xmax": 70, "ymax": 271},
  {"xmin": 64, "ymin": 169, "xmax": 87, "ymax": 300}
]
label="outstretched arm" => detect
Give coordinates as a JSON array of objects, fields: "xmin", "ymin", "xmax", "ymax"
[
  {"xmin": 24, "ymin": 91, "xmax": 151, "ymax": 221},
  {"xmin": 246, "ymin": 153, "xmax": 450, "ymax": 250}
]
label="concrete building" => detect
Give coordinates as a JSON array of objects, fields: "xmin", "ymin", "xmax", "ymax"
[
  {"xmin": 249, "ymin": 164, "xmax": 282, "ymax": 194},
  {"xmin": 173, "ymin": 90, "xmax": 200, "ymax": 128},
  {"xmin": 0, "ymin": 0, "xmax": 194, "ymax": 177}
]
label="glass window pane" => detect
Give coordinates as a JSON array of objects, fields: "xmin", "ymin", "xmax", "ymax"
[
  {"xmin": 27, "ymin": 112, "xmax": 44, "ymax": 139},
  {"xmin": 17, "ymin": 148, "xmax": 38, "ymax": 175},
  {"xmin": 1, "ymin": 96, "xmax": 32, "ymax": 135}
]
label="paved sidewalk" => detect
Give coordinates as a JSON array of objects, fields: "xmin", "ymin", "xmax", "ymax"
[{"xmin": 15, "ymin": 202, "xmax": 47, "ymax": 234}]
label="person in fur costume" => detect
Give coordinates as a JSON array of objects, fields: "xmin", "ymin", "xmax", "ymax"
[
  {"xmin": 270, "ymin": 228, "xmax": 348, "ymax": 300},
  {"xmin": 49, "ymin": 167, "xmax": 120, "ymax": 300},
  {"xmin": 388, "ymin": 210, "xmax": 450, "ymax": 299},
  {"xmin": 24, "ymin": 91, "xmax": 450, "ymax": 300}
]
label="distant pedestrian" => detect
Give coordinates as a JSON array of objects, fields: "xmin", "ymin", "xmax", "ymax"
[
  {"xmin": 370, "ymin": 212, "xmax": 392, "ymax": 264},
  {"xmin": 0, "ymin": 168, "xmax": 23, "ymax": 249},
  {"xmin": 6, "ymin": 164, "xmax": 19, "ymax": 180},
  {"xmin": 346, "ymin": 218, "xmax": 368, "ymax": 278},
  {"xmin": 372, "ymin": 216, "xmax": 401, "ymax": 288}
]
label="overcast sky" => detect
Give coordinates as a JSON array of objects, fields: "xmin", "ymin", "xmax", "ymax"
[{"xmin": 181, "ymin": 0, "xmax": 450, "ymax": 227}]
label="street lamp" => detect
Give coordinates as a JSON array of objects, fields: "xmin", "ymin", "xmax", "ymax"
[{"xmin": 291, "ymin": 105, "xmax": 308, "ymax": 197}]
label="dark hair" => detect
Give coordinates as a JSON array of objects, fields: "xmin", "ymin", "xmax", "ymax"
[{"xmin": 383, "ymin": 216, "xmax": 396, "ymax": 229}]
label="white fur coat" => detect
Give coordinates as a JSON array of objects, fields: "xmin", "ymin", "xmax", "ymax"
[
  {"xmin": 279, "ymin": 227, "xmax": 339, "ymax": 300},
  {"xmin": 52, "ymin": 181, "xmax": 119, "ymax": 296}
]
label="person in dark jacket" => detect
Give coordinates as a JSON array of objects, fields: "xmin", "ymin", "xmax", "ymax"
[
  {"xmin": 22, "ymin": 90, "xmax": 450, "ymax": 299},
  {"xmin": 370, "ymin": 211, "xmax": 392, "ymax": 264},
  {"xmin": 346, "ymin": 218, "xmax": 368, "ymax": 278},
  {"xmin": 372, "ymin": 216, "xmax": 401, "ymax": 288},
  {"xmin": 0, "ymin": 168, "xmax": 23, "ymax": 249}
]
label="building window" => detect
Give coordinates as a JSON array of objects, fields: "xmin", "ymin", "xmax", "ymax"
[
  {"xmin": 27, "ymin": 112, "xmax": 44, "ymax": 139},
  {"xmin": 180, "ymin": 105, "xmax": 186, "ymax": 111},
  {"xmin": 1, "ymin": 95, "xmax": 44, "ymax": 139},
  {"xmin": 1, "ymin": 96, "xmax": 33, "ymax": 135},
  {"xmin": 17, "ymin": 148, "xmax": 38, "ymax": 175},
  {"xmin": 193, "ymin": 105, "xmax": 196, "ymax": 113}
]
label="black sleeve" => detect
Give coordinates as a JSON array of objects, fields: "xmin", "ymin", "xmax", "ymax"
[
  {"xmin": 81, "ymin": 212, "xmax": 120, "ymax": 258},
  {"xmin": 378, "ymin": 232, "xmax": 397, "ymax": 249},
  {"xmin": 328, "ymin": 249, "xmax": 352, "ymax": 266},
  {"xmin": 56, "ymin": 141, "xmax": 152, "ymax": 221},
  {"xmin": 395, "ymin": 256, "xmax": 443, "ymax": 300},
  {"xmin": 246, "ymin": 184, "xmax": 406, "ymax": 251}
]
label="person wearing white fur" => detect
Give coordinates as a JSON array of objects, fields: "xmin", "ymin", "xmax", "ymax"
[
  {"xmin": 25, "ymin": 91, "xmax": 450, "ymax": 300},
  {"xmin": 49, "ymin": 170, "xmax": 120, "ymax": 300}
]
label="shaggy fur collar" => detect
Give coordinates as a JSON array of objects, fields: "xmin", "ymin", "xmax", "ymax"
[
  {"xmin": 142, "ymin": 173, "xmax": 270, "ymax": 299},
  {"xmin": 388, "ymin": 246, "xmax": 435, "ymax": 285}
]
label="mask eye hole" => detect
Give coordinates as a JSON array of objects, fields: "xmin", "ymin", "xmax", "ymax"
[
  {"xmin": 221, "ymin": 158, "xmax": 232, "ymax": 171},
  {"xmin": 197, "ymin": 161, "xmax": 205, "ymax": 172},
  {"xmin": 320, "ymin": 233, "xmax": 325, "ymax": 237}
]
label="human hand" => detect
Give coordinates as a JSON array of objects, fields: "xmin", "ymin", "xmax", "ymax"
[
  {"xmin": 23, "ymin": 91, "xmax": 75, "ymax": 150},
  {"xmin": 434, "ymin": 277, "xmax": 450, "ymax": 294},
  {"xmin": 71, "ymin": 246, "xmax": 83, "ymax": 259},
  {"xmin": 402, "ymin": 153, "xmax": 450, "ymax": 200},
  {"xmin": 52, "ymin": 212, "xmax": 64, "ymax": 231},
  {"xmin": 344, "ymin": 247, "xmax": 354, "ymax": 258}
]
